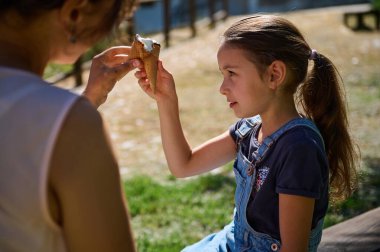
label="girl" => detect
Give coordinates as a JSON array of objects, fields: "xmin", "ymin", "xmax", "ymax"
[{"xmin": 136, "ymin": 15, "xmax": 359, "ymax": 252}]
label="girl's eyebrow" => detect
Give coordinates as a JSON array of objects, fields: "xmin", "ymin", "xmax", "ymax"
[{"xmin": 220, "ymin": 64, "xmax": 239, "ymax": 71}]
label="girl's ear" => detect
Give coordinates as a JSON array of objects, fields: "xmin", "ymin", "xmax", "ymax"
[{"xmin": 267, "ymin": 60, "xmax": 287, "ymax": 90}]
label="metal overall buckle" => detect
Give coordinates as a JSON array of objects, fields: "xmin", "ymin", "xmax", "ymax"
[{"xmin": 247, "ymin": 163, "xmax": 255, "ymax": 176}]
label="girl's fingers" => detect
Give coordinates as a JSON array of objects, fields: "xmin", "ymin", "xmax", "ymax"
[
  {"xmin": 157, "ymin": 60, "xmax": 171, "ymax": 77},
  {"xmin": 138, "ymin": 78, "xmax": 152, "ymax": 93},
  {"xmin": 134, "ymin": 70, "xmax": 146, "ymax": 79}
]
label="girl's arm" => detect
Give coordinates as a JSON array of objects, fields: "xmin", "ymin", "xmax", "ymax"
[
  {"xmin": 136, "ymin": 61, "xmax": 236, "ymax": 178},
  {"xmin": 279, "ymin": 194, "xmax": 315, "ymax": 252}
]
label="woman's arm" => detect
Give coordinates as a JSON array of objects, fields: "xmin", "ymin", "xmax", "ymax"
[
  {"xmin": 279, "ymin": 194, "xmax": 315, "ymax": 252},
  {"xmin": 137, "ymin": 61, "xmax": 236, "ymax": 178},
  {"xmin": 83, "ymin": 46, "xmax": 141, "ymax": 108},
  {"xmin": 49, "ymin": 98, "xmax": 136, "ymax": 252}
]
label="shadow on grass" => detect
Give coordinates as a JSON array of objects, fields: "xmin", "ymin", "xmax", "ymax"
[
  {"xmin": 123, "ymin": 171, "xmax": 235, "ymax": 252},
  {"xmin": 324, "ymin": 156, "xmax": 380, "ymax": 228},
  {"xmin": 124, "ymin": 157, "xmax": 380, "ymax": 251}
]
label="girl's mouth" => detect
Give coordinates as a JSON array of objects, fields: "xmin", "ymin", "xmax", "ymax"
[{"xmin": 229, "ymin": 102, "xmax": 237, "ymax": 108}]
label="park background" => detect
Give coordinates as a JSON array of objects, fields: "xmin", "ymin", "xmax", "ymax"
[{"xmin": 48, "ymin": 0, "xmax": 380, "ymax": 251}]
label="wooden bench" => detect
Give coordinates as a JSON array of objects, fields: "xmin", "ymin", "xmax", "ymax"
[
  {"xmin": 344, "ymin": 8, "xmax": 380, "ymax": 31},
  {"xmin": 318, "ymin": 207, "xmax": 380, "ymax": 252}
]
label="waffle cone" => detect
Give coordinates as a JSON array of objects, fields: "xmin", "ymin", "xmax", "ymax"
[{"xmin": 129, "ymin": 35, "xmax": 161, "ymax": 93}]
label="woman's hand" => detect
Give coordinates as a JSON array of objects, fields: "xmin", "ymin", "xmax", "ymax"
[
  {"xmin": 83, "ymin": 46, "xmax": 141, "ymax": 108},
  {"xmin": 135, "ymin": 60, "xmax": 177, "ymax": 104}
]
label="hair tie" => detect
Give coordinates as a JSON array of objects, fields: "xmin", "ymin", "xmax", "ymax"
[{"xmin": 309, "ymin": 49, "xmax": 317, "ymax": 61}]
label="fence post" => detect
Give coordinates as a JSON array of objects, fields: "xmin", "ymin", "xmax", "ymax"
[
  {"xmin": 208, "ymin": 0, "xmax": 216, "ymax": 28},
  {"xmin": 243, "ymin": 0, "xmax": 249, "ymax": 13},
  {"xmin": 163, "ymin": 0, "xmax": 171, "ymax": 47},
  {"xmin": 222, "ymin": 0, "xmax": 229, "ymax": 20},
  {"xmin": 189, "ymin": 0, "xmax": 197, "ymax": 37},
  {"xmin": 126, "ymin": 12, "xmax": 136, "ymax": 44},
  {"xmin": 73, "ymin": 56, "xmax": 83, "ymax": 87}
]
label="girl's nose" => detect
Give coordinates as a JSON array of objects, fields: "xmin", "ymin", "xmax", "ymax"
[{"xmin": 219, "ymin": 79, "xmax": 228, "ymax": 95}]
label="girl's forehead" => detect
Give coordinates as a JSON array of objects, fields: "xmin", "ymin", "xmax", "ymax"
[
  {"xmin": 218, "ymin": 45, "xmax": 252, "ymax": 65},
  {"xmin": 218, "ymin": 45, "xmax": 244, "ymax": 59}
]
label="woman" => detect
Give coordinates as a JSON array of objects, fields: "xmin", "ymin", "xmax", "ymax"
[{"xmin": 0, "ymin": 1, "xmax": 139, "ymax": 251}]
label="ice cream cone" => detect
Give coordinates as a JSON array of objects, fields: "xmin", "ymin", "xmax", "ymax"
[{"xmin": 129, "ymin": 34, "xmax": 161, "ymax": 93}]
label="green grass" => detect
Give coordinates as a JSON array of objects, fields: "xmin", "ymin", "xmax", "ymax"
[
  {"xmin": 124, "ymin": 157, "xmax": 380, "ymax": 251},
  {"xmin": 123, "ymin": 168, "xmax": 235, "ymax": 251},
  {"xmin": 324, "ymin": 156, "xmax": 380, "ymax": 228},
  {"xmin": 43, "ymin": 37, "xmax": 113, "ymax": 80},
  {"xmin": 373, "ymin": 0, "xmax": 380, "ymax": 10},
  {"xmin": 43, "ymin": 63, "xmax": 73, "ymax": 79}
]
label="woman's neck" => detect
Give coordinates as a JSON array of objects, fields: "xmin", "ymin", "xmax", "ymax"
[
  {"xmin": 0, "ymin": 12, "xmax": 49, "ymax": 76},
  {"xmin": 0, "ymin": 41, "xmax": 47, "ymax": 76}
]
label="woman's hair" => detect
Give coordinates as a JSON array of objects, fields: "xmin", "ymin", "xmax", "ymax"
[
  {"xmin": 223, "ymin": 15, "xmax": 359, "ymax": 201},
  {"xmin": 0, "ymin": 0, "xmax": 128, "ymax": 38}
]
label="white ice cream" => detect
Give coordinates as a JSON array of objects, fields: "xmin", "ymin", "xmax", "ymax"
[{"xmin": 136, "ymin": 34, "xmax": 158, "ymax": 52}]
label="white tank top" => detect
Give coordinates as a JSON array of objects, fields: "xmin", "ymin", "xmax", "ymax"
[{"xmin": 0, "ymin": 67, "xmax": 79, "ymax": 251}]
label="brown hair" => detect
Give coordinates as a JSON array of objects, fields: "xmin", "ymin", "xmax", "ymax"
[
  {"xmin": 0, "ymin": 0, "xmax": 129, "ymax": 39},
  {"xmin": 223, "ymin": 15, "xmax": 359, "ymax": 201}
]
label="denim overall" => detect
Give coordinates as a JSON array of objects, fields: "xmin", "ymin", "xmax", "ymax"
[{"xmin": 182, "ymin": 116, "xmax": 325, "ymax": 252}]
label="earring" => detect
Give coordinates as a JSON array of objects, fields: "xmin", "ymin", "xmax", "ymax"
[
  {"xmin": 69, "ymin": 10, "xmax": 79, "ymax": 44},
  {"xmin": 69, "ymin": 25, "xmax": 77, "ymax": 44},
  {"xmin": 69, "ymin": 34, "xmax": 77, "ymax": 44}
]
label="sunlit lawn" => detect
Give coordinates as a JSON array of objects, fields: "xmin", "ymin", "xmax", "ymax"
[{"xmin": 124, "ymin": 156, "xmax": 380, "ymax": 251}]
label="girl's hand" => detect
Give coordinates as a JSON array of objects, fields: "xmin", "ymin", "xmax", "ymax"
[
  {"xmin": 83, "ymin": 46, "xmax": 142, "ymax": 108},
  {"xmin": 135, "ymin": 60, "xmax": 177, "ymax": 104}
]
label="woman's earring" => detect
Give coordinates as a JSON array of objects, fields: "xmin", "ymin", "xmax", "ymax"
[
  {"xmin": 69, "ymin": 10, "xmax": 79, "ymax": 44},
  {"xmin": 69, "ymin": 25, "xmax": 77, "ymax": 44},
  {"xmin": 69, "ymin": 35, "xmax": 77, "ymax": 44}
]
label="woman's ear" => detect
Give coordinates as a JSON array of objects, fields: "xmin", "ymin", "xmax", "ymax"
[
  {"xmin": 267, "ymin": 60, "xmax": 287, "ymax": 90},
  {"xmin": 59, "ymin": 0, "xmax": 88, "ymax": 33}
]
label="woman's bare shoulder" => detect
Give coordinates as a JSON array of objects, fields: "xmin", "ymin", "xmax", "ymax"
[{"xmin": 50, "ymin": 96, "xmax": 116, "ymax": 182}]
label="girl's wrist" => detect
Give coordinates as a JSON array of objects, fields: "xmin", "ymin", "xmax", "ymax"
[{"xmin": 156, "ymin": 95, "xmax": 179, "ymax": 111}]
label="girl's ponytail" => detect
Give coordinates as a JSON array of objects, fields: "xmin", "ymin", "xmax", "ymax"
[{"xmin": 298, "ymin": 51, "xmax": 359, "ymax": 201}]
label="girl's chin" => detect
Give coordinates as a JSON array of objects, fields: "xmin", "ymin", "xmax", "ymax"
[
  {"xmin": 232, "ymin": 110, "xmax": 245, "ymax": 118},
  {"xmin": 233, "ymin": 110, "xmax": 258, "ymax": 119}
]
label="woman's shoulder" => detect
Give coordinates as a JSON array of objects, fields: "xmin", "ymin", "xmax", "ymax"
[
  {"xmin": 61, "ymin": 96, "xmax": 104, "ymax": 136},
  {"xmin": 0, "ymin": 66, "xmax": 80, "ymax": 104},
  {"xmin": 50, "ymin": 95, "xmax": 113, "ymax": 185}
]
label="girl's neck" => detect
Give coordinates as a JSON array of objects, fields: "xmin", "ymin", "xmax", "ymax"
[{"xmin": 257, "ymin": 104, "xmax": 300, "ymax": 143}]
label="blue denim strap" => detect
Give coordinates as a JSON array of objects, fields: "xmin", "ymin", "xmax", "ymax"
[
  {"xmin": 235, "ymin": 115, "xmax": 261, "ymax": 139},
  {"xmin": 235, "ymin": 116, "xmax": 325, "ymax": 168},
  {"xmin": 255, "ymin": 117, "xmax": 325, "ymax": 164}
]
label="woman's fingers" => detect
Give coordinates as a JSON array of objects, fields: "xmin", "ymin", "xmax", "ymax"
[
  {"xmin": 95, "ymin": 46, "xmax": 140, "ymax": 68},
  {"xmin": 102, "ymin": 46, "xmax": 132, "ymax": 57}
]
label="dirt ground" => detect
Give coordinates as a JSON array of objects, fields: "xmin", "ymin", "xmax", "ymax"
[{"xmin": 57, "ymin": 4, "xmax": 380, "ymax": 180}]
